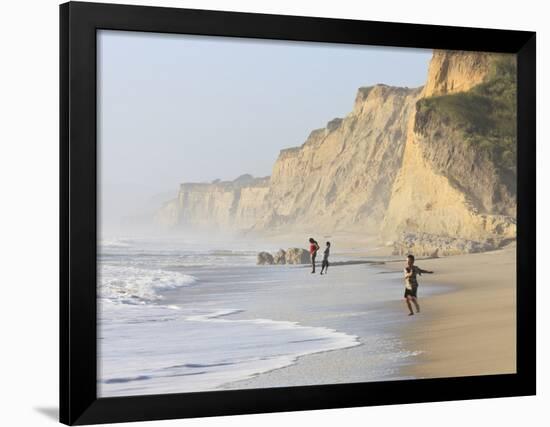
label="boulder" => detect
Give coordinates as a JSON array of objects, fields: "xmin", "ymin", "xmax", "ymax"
[
  {"xmin": 285, "ymin": 248, "xmax": 310, "ymax": 264},
  {"xmin": 257, "ymin": 251, "xmax": 274, "ymax": 265},
  {"xmin": 273, "ymin": 249, "xmax": 286, "ymax": 265}
]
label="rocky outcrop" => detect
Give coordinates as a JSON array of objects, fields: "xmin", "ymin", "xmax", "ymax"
[
  {"xmin": 422, "ymin": 50, "xmax": 494, "ymax": 97},
  {"xmin": 257, "ymin": 251, "xmax": 274, "ymax": 265},
  {"xmin": 256, "ymin": 248, "xmax": 310, "ymax": 265},
  {"xmin": 273, "ymin": 249, "xmax": 286, "ymax": 265},
  {"xmin": 284, "ymin": 248, "xmax": 311, "ymax": 264},
  {"xmin": 392, "ymin": 232, "xmax": 513, "ymax": 257}
]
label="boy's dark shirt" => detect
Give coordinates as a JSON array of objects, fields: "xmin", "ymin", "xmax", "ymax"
[{"xmin": 404, "ymin": 265, "xmax": 429, "ymax": 290}]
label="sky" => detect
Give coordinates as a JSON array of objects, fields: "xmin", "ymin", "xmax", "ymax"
[{"xmin": 98, "ymin": 30, "xmax": 432, "ymax": 227}]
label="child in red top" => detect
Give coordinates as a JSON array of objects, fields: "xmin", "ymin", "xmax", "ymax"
[{"xmin": 308, "ymin": 238, "xmax": 320, "ymax": 273}]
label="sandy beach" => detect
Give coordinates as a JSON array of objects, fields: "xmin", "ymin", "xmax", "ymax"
[
  {"xmin": 221, "ymin": 244, "xmax": 516, "ymax": 389},
  {"xmin": 98, "ymin": 237, "xmax": 516, "ymax": 396},
  {"xmin": 386, "ymin": 244, "xmax": 517, "ymax": 379}
]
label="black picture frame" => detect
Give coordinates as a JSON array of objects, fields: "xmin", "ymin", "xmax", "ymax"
[{"xmin": 60, "ymin": 1, "xmax": 536, "ymax": 425}]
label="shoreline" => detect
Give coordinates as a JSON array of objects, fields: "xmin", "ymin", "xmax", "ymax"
[
  {"xmin": 216, "ymin": 262, "xmax": 423, "ymax": 391},
  {"xmin": 221, "ymin": 244, "xmax": 516, "ymax": 389},
  {"xmin": 217, "ymin": 264, "xmax": 444, "ymax": 391},
  {"xmin": 101, "ymin": 237, "xmax": 516, "ymax": 395},
  {"xmin": 383, "ymin": 244, "xmax": 517, "ymax": 378}
]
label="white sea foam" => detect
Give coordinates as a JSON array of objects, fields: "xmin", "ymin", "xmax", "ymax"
[
  {"xmin": 98, "ymin": 303, "xmax": 360, "ymax": 397},
  {"xmin": 97, "ymin": 242, "xmax": 361, "ymax": 396},
  {"xmin": 98, "ymin": 264, "xmax": 197, "ymax": 305},
  {"xmin": 97, "ymin": 238, "xmax": 421, "ymax": 397}
]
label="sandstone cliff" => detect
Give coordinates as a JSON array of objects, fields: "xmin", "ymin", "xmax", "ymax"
[
  {"xmin": 257, "ymin": 84, "xmax": 422, "ymax": 232},
  {"xmin": 381, "ymin": 50, "xmax": 517, "ymax": 250},
  {"xmin": 422, "ymin": 50, "xmax": 494, "ymax": 97},
  {"xmin": 157, "ymin": 84, "xmax": 422, "ymax": 234},
  {"xmin": 155, "ymin": 50, "xmax": 517, "ymax": 254},
  {"xmin": 155, "ymin": 174, "xmax": 270, "ymax": 231}
]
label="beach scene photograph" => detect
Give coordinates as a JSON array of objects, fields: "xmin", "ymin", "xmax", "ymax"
[{"xmin": 97, "ymin": 30, "xmax": 517, "ymax": 398}]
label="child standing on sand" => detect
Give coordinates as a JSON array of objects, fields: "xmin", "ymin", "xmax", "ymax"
[
  {"xmin": 320, "ymin": 242, "xmax": 330, "ymax": 275},
  {"xmin": 309, "ymin": 238, "xmax": 320, "ymax": 274},
  {"xmin": 404, "ymin": 254, "xmax": 433, "ymax": 316}
]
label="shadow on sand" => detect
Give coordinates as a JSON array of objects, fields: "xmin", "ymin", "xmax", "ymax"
[
  {"xmin": 329, "ymin": 260, "xmax": 385, "ymax": 266},
  {"xmin": 297, "ymin": 260, "xmax": 385, "ymax": 269}
]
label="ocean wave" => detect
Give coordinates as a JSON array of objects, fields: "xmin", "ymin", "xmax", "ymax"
[
  {"xmin": 98, "ymin": 264, "xmax": 197, "ymax": 305},
  {"xmin": 98, "ymin": 305, "xmax": 360, "ymax": 397}
]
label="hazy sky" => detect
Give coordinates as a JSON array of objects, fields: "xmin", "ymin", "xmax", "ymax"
[{"xmin": 98, "ymin": 30, "xmax": 431, "ymax": 226}]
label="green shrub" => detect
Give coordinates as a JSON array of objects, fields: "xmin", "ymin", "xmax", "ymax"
[{"xmin": 417, "ymin": 55, "xmax": 517, "ymax": 173}]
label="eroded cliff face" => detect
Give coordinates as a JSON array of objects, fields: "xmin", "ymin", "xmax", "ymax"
[
  {"xmin": 381, "ymin": 50, "xmax": 517, "ymax": 251},
  {"xmin": 156, "ymin": 84, "xmax": 421, "ymax": 234},
  {"xmin": 259, "ymin": 85, "xmax": 422, "ymax": 232},
  {"xmin": 422, "ymin": 50, "xmax": 494, "ymax": 97},
  {"xmin": 380, "ymin": 116, "xmax": 516, "ymax": 242},
  {"xmin": 155, "ymin": 175, "xmax": 270, "ymax": 231},
  {"xmin": 155, "ymin": 50, "xmax": 517, "ymax": 254}
]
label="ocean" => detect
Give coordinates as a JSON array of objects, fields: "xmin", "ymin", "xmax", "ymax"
[{"xmin": 98, "ymin": 237, "xmax": 440, "ymax": 397}]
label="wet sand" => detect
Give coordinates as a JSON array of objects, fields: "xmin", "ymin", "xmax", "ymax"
[
  {"xmin": 385, "ymin": 244, "xmax": 517, "ymax": 378},
  {"xmin": 223, "ymin": 244, "xmax": 516, "ymax": 389}
]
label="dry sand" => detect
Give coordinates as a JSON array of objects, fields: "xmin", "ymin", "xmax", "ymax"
[{"xmin": 385, "ymin": 243, "xmax": 517, "ymax": 378}]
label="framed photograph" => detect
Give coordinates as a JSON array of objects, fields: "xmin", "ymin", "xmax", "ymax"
[{"xmin": 60, "ymin": 1, "xmax": 536, "ymax": 425}]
